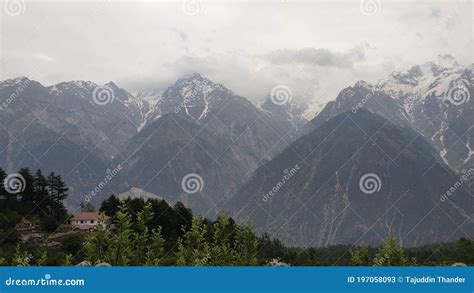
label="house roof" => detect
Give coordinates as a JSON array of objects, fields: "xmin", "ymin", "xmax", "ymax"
[
  {"xmin": 72, "ymin": 212, "xmax": 108, "ymax": 221},
  {"xmin": 73, "ymin": 224, "xmax": 96, "ymax": 230}
]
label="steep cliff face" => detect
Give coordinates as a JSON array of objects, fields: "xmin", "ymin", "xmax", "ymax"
[
  {"xmin": 230, "ymin": 110, "xmax": 473, "ymax": 246},
  {"xmin": 111, "ymin": 114, "xmax": 251, "ymax": 216}
]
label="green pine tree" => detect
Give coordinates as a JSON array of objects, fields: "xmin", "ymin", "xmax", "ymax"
[
  {"xmin": 145, "ymin": 227, "xmax": 165, "ymax": 266},
  {"xmin": 176, "ymin": 215, "xmax": 210, "ymax": 266},
  {"xmin": 84, "ymin": 217, "xmax": 110, "ymax": 264},
  {"xmin": 108, "ymin": 201, "xmax": 133, "ymax": 266},
  {"xmin": 37, "ymin": 250, "xmax": 48, "ymax": 266},
  {"xmin": 373, "ymin": 235, "xmax": 413, "ymax": 266},
  {"xmin": 234, "ymin": 220, "xmax": 258, "ymax": 266},
  {"xmin": 210, "ymin": 213, "xmax": 236, "ymax": 265},
  {"xmin": 455, "ymin": 237, "xmax": 474, "ymax": 265},
  {"xmin": 33, "ymin": 170, "xmax": 49, "ymax": 213},
  {"xmin": 350, "ymin": 245, "xmax": 371, "ymax": 266},
  {"xmin": 134, "ymin": 202, "xmax": 154, "ymax": 265},
  {"xmin": 18, "ymin": 168, "xmax": 35, "ymax": 209},
  {"xmin": 62, "ymin": 254, "xmax": 74, "ymax": 266},
  {"xmin": 12, "ymin": 245, "xmax": 31, "ymax": 266}
]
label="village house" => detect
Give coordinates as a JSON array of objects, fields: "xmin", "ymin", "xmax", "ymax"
[{"xmin": 70, "ymin": 212, "xmax": 109, "ymax": 231}]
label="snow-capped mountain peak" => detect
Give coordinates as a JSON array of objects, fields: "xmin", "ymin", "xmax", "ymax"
[
  {"xmin": 376, "ymin": 55, "xmax": 466, "ymax": 100},
  {"xmin": 354, "ymin": 80, "xmax": 373, "ymax": 89},
  {"xmin": 167, "ymin": 73, "xmax": 231, "ymax": 98},
  {"xmin": 157, "ymin": 73, "xmax": 234, "ymax": 122},
  {"xmin": 369, "ymin": 57, "xmax": 472, "ymax": 171},
  {"xmin": 48, "ymin": 80, "xmax": 98, "ymax": 98},
  {"xmin": 0, "ymin": 76, "xmax": 31, "ymax": 87}
]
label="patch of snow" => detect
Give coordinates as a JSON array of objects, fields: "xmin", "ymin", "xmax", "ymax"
[
  {"xmin": 303, "ymin": 99, "xmax": 328, "ymax": 119},
  {"xmin": 1, "ymin": 76, "xmax": 31, "ymax": 86},
  {"xmin": 134, "ymin": 91, "xmax": 163, "ymax": 131},
  {"xmin": 198, "ymin": 93, "xmax": 210, "ymax": 120}
]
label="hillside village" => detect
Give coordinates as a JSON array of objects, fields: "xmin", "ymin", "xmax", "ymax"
[{"xmin": 13, "ymin": 212, "xmax": 110, "ymax": 248}]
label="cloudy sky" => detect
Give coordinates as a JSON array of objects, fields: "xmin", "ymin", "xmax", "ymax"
[{"xmin": 1, "ymin": 0, "xmax": 472, "ymax": 105}]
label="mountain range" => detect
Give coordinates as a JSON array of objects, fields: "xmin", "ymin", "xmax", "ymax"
[
  {"xmin": 230, "ymin": 109, "xmax": 473, "ymax": 246},
  {"xmin": 0, "ymin": 54, "xmax": 472, "ymax": 246},
  {"xmin": 309, "ymin": 54, "xmax": 474, "ymax": 172}
]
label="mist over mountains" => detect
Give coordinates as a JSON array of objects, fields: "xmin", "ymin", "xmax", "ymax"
[{"xmin": 1, "ymin": 55, "xmax": 473, "ymax": 246}]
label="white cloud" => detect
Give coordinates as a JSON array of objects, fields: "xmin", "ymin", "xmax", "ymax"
[
  {"xmin": 0, "ymin": 0, "xmax": 472, "ymax": 106},
  {"xmin": 32, "ymin": 52, "xmax": 54, "ymax": 62},
  {"xmin": 263, "ymin": 45, "xmax": 369, "ymax": 68}
]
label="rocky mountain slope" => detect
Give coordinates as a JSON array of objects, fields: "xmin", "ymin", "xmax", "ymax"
[
  {"xmin": 229, "ymin": 109, "xmax": 473, "ymax": 246},
  {"xmin": 0, "ymin": 78, "xmax": 114, "ymax": 207},
  {"xmin": 307, "ymin": 55, "xmax": 474, "ymax": 172},
  {"xmin": 0, "ymin": 74, "xmax": 303, "ymax": 211},
  {"xmin": 260, "ymin": 95, "xmax": 309, "ymax": 141},
  {"xmin": 111, "ymin": 75, "xmax": 307, "ymax": 216},
  {"xmin": 111, "ymin": 114, "xmax": 251, "ymax": 216}
]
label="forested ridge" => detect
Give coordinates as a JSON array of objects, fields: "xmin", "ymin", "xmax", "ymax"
[{"xmin": 1, "ymin": 168, "xmax": 473, "ymax": 266}]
